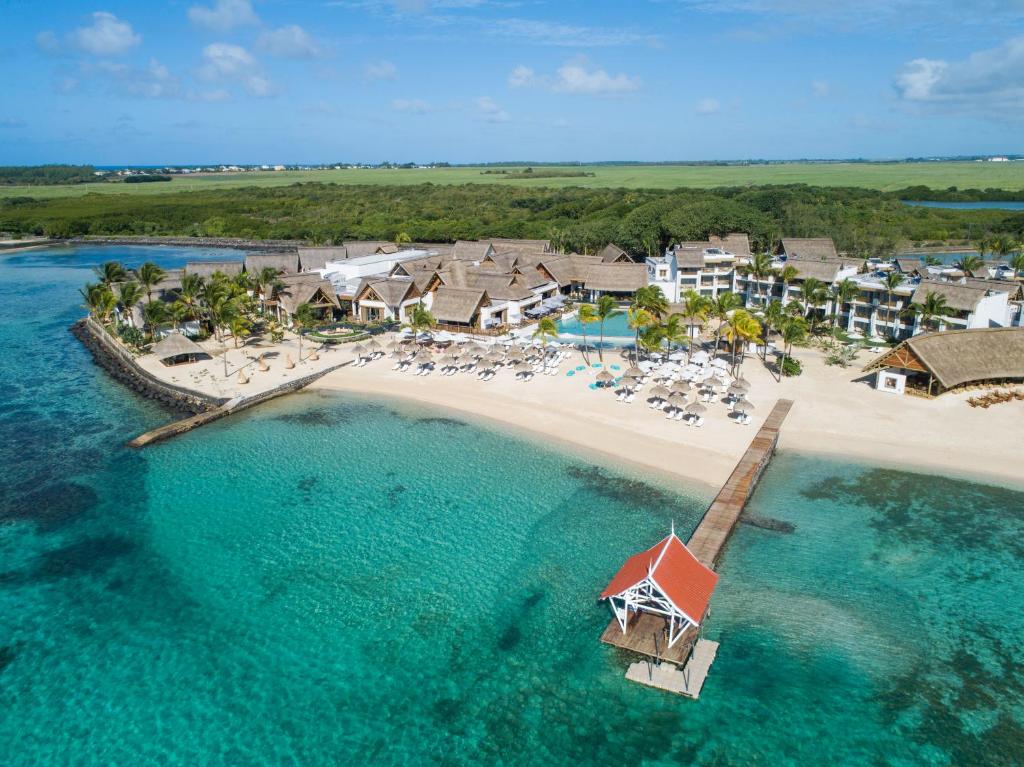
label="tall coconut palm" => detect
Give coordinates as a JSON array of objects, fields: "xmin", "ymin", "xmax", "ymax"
[
  {"xmin": 116, "ymin": 281, "xmax": 144, "ymax": 326},
  {"xmin": 710, "ymin": 291, "xmax": 742, "ymax": 353},
  {"xmin": 251, "ymin": 266, "xmax": 282, "ymax": 314},
  {"xmin": 881, "ymin": 272, "xmax": 906, "ymax": 337},
  {"xmin": 594, "ymin": 294, "xmax": 621, "ymax": 364},
  {"xmin": 201, "ymin": 281, "xmax": 232, "ymax": 340},
  {"xmin": 762, "ymin": 299, "xmax": 786, "ymax": 359},
  {"xmin": 576, "ymin": 303, "xmax": 598, "ymax": 365},
  {"xmin": 956, "ymin": 253, "xmax": 984, "ymax": 276},
  {"xmin": 80, "ymin": 282, "xmax": 116, "ymax": 322},
  {"xmin": 1010, "ymin": 251, "xmax": 1024, "ymax": 279},
  {"xmin": 626, "ymin": 306, "xmax": 655, "ymax": 364},
  {"xmin": 533, "ymin": 316, "xmax": 559, "ymax": 347},
  {"xmin": 777, "ymin": 315, "xmax": 808, "ymax": 381},
  {"xmin": 796, "ymin": 277, "xmax": 826, "ymax": 321},
  {"xmin": 293, "ymin": 303, "xmax": 318, "ymax": 363},
  {"xmin": 830, "ymin": 278, "xmax": 860, "ymax": 333},
  {"xmin": 631, "ymin": 285, "xmax": 669, "ymax": 320},
  {"xmin": 640, "ymin": 324, "xmax": 665, "ymax": 356},
  {"xmin": 403, "ymin": 301, "xmax": 436, "ymax": 340},
  {"xmin": 136, "ymin": 262, "xmax": 166, "ymax": 304},
  {"xmin": 94, "ymin": 261, "xmax": 127, "ymax": 286},
  {"xmin": 745, "ymin": 252, "xmax": 774, "ymax": 305},
  {"xmin": 906, "ymin": 290, "xmax": 951, "ymax": 333},
  {"xmin": 141, "ymin": 301, "xmax": 167, "ymax": 339},
  {"xmin": 974, "ymin": 237, "xmax": 991, "ymax": 261},
  {"xmin": 229, "ymin": 314, "xmax": 253, "ymax": 348},
  {"xmin": 775, "ymin": 264, "xmax": 799, "ymax": 304},
  {"xmin": 661, "ymin": 312, "xmax": 690, "ymax": 358},
  {"xmin": 722, "ymin": 309, "xmax": 762, "ymax": 374},
  {"xmin": 167, "ymin": 301, "xmax": 190, "ymax": 333},
  {"xmin": 177, "ymin": 273, "xmax": 205, "ymax": 323}
]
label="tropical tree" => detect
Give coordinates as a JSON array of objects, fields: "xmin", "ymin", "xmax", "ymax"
[
  {"xmin": 640, "ymin": 324, "xmax": 666, "ymax": 355},
  {"xmin": 177, "ymin": 273, "xmax": 205, "ymax": 323},
  {"xmin": 251, "ymin": 266, "xmax": 282, "ymax": 314},
  {"xmin": 881, "ymin": 272, "xmax": 906, "ymax": 338},
  {"xmin": 293, "ymin": 302, "xmax": 318, "ymax": 362},
  {"xmin": 974, "ymin": 237, "xmax": 991, "ymax": 261},
  {"xmin": 576, "ymin": 303, "xmax": 598, "ymax": 365},
  {"xmin": 533, "ymin": 316, "xmax": 559, "ymax": 347},
  {"xmin": 403, "ymin": 301, "xmax": 436, "ymax": 340},
  {"xmin": 136, "ymin": 262, "xmax": 166, "ymax": 304},
  {"xmin": 201, "ymin": 281, "xmax": 232, "ymax": 340},
  {"xmin": 956, "ymin": 253, "xmax": 984, "ymax": 276},
  {"xmin": 229, "ymin": 314, "xmax": 253, "ymax": 348},
  {"xmin": 661, "ymin": 312, "xmax": 690, "ymax": 358},
  {"xmin": 830, "ymin": 278, "xmax": 860, "ymax": 333},
  {"xmin": 1010, "ymin": 251, "xmax": 1024, "ymax": 279},
  {"xmin": 631, "ymin": 284, "xmax": 669, "ymax": 320},
  {"xmin": 710, "ymin": 291, "xmax": 742, "ymax": 352},
  {"xmin": 594, "ymin": 294, "xmax": 621, "ymax": 364},
  {"xmin": 722, "ymin": 309, "xmax": 763, "ymax": 374},
  {"xmin": 626, "ymin": 306, "xmax": 655, "ymax": 364},
  {"xmin": 905, "ymin": 290, "xmax": 951, "ymax": 333},
  {"xmin": 80, "ymin": 282, "xmax": 117, "ymax": 323},
  {"xmin": 394, "ymin": 231, "xmax": 412, "ymax": 248},
  {"xmin": 924, "ymin": 255, "xmax": 942, "ymax": 267},
  {"xmin": 775, "ymin": 264, "xmax": 799, "ymax": 303},
  {"xmin": 796, "ymin": 277, "xmax": 827, "ymax": 332},
  {"xmin": 745, "ymin": 252, "xmax": 774, "ymax": 304},
  {"xmin": 116, "ymin": 281, "xmax": 144, "ymax": 326},
  {"xmin": 167, "ymin": 301, "xmax": 191, "ymax": 333},
  {"xmin": 777, "ymin": 315, "xmax": 808, "ymax": 381},
  {"xmin": 94, "ymin": 260, "xmax": 127, "ymax": 286},
  {"xmin": 141, "ymin": 300, "xmax": 167, "ymax": 338}
]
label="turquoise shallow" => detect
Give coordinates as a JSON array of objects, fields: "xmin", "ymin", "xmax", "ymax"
[{"xmin": 2, "ymin": 246, "xmax": 1023, "ymax": 765}]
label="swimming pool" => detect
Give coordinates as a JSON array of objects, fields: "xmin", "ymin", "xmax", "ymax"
[{"xmin": 557, "ymin": 312, "xmax": 633, "ymax": 340}]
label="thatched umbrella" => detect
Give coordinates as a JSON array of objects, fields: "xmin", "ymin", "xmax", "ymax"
[
  {"xmin": 257, "ymin": 355, "xmax": 270, "ymax": 372},
  {"xmin": 367, "ymin": 338, "xmax": 382, "ymax": 351},
  {"xmin": 730, "ymin": 379, "xmax": 751, "ymax": 393},
  {"xmin": 351, "ymin": 342, "xmax": 366, "ymax": 358},
  {"xmin": 309, "ymin": 349, "xmax": 320, "ymax": 361},
  {"xmin": 650, "ymin": 384, "xmax": 670, "ymax": 400},
  {"xmin": 485, "ymin": 350, "xmax": 505, "ymax": 364},
  {"xmin": 671, "ymin": 381, "xmax": 691, "ymax": 394},
  {"xmin": 514, "ymin": 362, "xmax": 532, "ymax": 374},
  {"xmin": 596, "ymin": 370, "xmax": 614, "ymax": 386},
  {"xmin": 685, "ymin": 402, "xmax": 707, "ymax": 415},
  {"xmin": 624, "ymin": 366, "xmax": 645, "ymax": 379},
  {"xmin": 734, "ymin": 398, "xmax": 755, "ymax": 414},
  {"xmin": 284, "ymin": 354, "xmax": 295, "ymax": 370},
  {"xmin": 237, "ymin": 369, "xmax": 250, "ymax": 384},
  {"xmin": 506, "ymin": 347, "xmax": 524, "ymax": 360},
  {"xmin": 415, "ymin": 349, "xmax": 434, "ymax": 363},
  {"xmin": 618, "ymin": 376, "xmax": 639, "ymax": 390},
  {"xmin": 668, "ymin": 389, "xmax": 688, "ymax": 402},
  {"xmin": 386, "ymin": 341, "xmax": 400, "ymax": 353}
]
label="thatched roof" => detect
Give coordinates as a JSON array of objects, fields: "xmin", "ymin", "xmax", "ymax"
[
  {"xmin": 960, "ymin": 278, "xmax": 1023, "ymax": 299},
  {"xmin": 790, "ymin": 258, "xmax": 855, "ymax": 283},
  {"xmin": 864, "ymin": 327, "xmax": 1024, "ymax": 390},
  {"xmin": 278, "ymin": 275, "xmax": 341, "ymax": 315},
  {"xmin": 780, "ymin": 238, "xmax": 839, "ymax": 261},
  {"xmin": 297, "ymin": 246, "xmax": 347, "ymax": 271},
  {"xmin": 464, "ymin": 272, "xmax": 534, "ymax": 301},
  {"xmin": 185, "ymin": 260, "xmax": 243, "ymax": 278},
  {"xmin": 245, "ymin": 252, "xmax": 299, "ymax": 275},
  {"xmin": 673, "ymin": 242, "xmax": 710, "ymax": 268},
  {"xmin": 710, "ymin": 233, "xmax": 751, "ymax": 259},
  {"xmin": 537, "ymin": 257, "xmax": 577, "ymax": 287},
  {"xmin": 911, "ymin": 281, "xmax": 987, "ymax": 313},
  {"xmin": 357, "ymin": 277, "xmax": 420, "ymax": 307},
  {"xmin": 343, "ymin": 240, "xmax": 400, "ymax": 257},
  {"xmin": 597, "ymin": 243, "xmax": 631, "ymax": 263},
  {"xmin": 151, "ymin": 332, "xmax": 205, "ymax": 360},
  {"xmin": 584, "ymin": 263, "xmax": 648, "ymax": 292},
  {"xmin": 514, "ymin": 268, "xmax": 553, "ymax": 290},
  {"xmin": 430, "ymin": 287, "xmax": 489, "ymax": 324},
  {"xmin": 490, "ymin": 237, "xmax": 551, "ymax": 253},
  {"xmin": 895, "ymin": 258, "xmax": 923, "ymax": 275},
  {"xmin": 452, "ymin": 240, "xmax": 494, "ymax": 261}
]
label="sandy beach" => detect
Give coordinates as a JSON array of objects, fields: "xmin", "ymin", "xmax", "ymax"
[{"xmin": 312, "ymin": 338, "xmax": 1024, "ymax": 491}]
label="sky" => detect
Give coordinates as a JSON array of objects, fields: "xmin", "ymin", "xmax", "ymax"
[{"xmin": 1, "ymin": 0, "xmax": 1023, "ymax": 165}]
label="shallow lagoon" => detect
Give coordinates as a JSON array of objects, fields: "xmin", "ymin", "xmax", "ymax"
[{"xmin": 1, "ymin": 246, "xmax": 1022, "ymax": 765}]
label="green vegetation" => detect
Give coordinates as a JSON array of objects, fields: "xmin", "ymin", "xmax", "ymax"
[
  {"xmin": 123, "ymin": 174, "xmax": 172, "ymax": 184},
  {"xmin": 481, "ymin": 168, "xmax": 595, "ymax": 180},
  {"xmin": 3, "ymin": 183, "xmax": 1022, "ymax": 258},
  {"xmin": 0, "ymin": 164, "xmax": 98, "ymax": 186},
  {"xmin": 4, "ymin": 162, "xmax": 1024, "ymax": 199}
]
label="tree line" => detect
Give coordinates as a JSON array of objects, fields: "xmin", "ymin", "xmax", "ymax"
[
  {"xmin": 0, "ymin": 164, "xmax": 99, "ymax": 185},
  {"xmin": 3, "ymin": 182, "xmax": 1023, "ymax": 258}
]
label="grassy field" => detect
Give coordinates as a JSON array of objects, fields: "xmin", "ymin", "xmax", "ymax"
[{"xmin": 4, "ymin": 162, "xmax": 1024, "ymax": 199}]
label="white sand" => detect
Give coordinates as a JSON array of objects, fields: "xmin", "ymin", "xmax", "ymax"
[{"xmin": 312, "ymin": 336, "xmax": 1024, "ymax": 491}]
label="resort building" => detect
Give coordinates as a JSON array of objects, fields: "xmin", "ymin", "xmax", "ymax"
[
  {"xmin": 184, "ymin": 260, "xmax": 244, "ymax": 279},
  {"xmin": 649, "ymin": 234, "xmax": 750, "ymax": 303},
  {"xmin": 601, "ymin": 531, "xmax": 718, "ymax": 650},
  {"xmin": 352, "ymin": 277, "xmax": 423, "ymax": 323},
  {"xmin": 245, "ymin": 252, "xmax": 300, "ymax": 276},
  {"xmin": 272, "ymin": 273, "xmax": 342, "ymax": 325},
  {"xmin": 864, "ymin": 327, "xmax": 1024, "ymax": 396}
]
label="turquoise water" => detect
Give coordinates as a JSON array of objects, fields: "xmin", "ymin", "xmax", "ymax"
[
  {"xmin": 2, "ymin": 246, "xmax": 1024, "ymax": 765},
  {"xmin": 902, "ymin": 200, "xmax": 1024, "ymax": 211},
  {"xmin": 557, "ymin": 312, "xmax": 632, "ymax": 340}
]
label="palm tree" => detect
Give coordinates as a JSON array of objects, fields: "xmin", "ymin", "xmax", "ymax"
[
  {"xmin": 745, "ymin": 252, "xmax": 774, "ymax": 305},
  {"xmin": 576, "ymin": 303, "xmax": 598, "ymax": 365},
  {"xmin": 94, "ymin": 261, "xmax": 127, "ymax": 286},
  {"xmin": 229, "ymin": 314, "xmax": 253, "ymax": 348},
  {"xmin": 974, "ymin": 237, "xmax": 991, "ymax": 262},
  {"xmin": 796, "ymin": 277, "xmax": 826, "ymax": 324},
  {"xmin": 177, "ymin": 273, "xmax": 205, "ymax": 323},
  {"xmin": 1010, "ymin": 251, "xmax": 1024, "ymax": 279},
  {"xmin": 906, "ymin": 290, "xmax": 951, "ymax": 333},
  {"xmin": 403, "ymin": 301, "xmax": 436, "ymax": 340},
  {"xmin": 956, "ymin": 253, "xmax": 984, "ymax": 276},
  {"xmin": 201, "ymin": 281, "xmax": 232, "ymax": 340},
  {"xmin": 722, "ymin": 309, "xmax": 762, "ymax": 374},
  {"xmin": 141, "ymin": 300, "xmax": 167, "ymax": 339},
  {"xmin": 710, "ymin": 291, "xmax": 742, "ymax": 353},
  {"xmin": 830, "ymin": 278, "xmax": 860, "ymax": 334},
  {"xmin": 594, "ymin": 294, "xmax": 621, "ymax": 364},
  {"xmin": 80, "ymin": 282, "xmax": 116, "ymax": 322},
  {"xmin": 661, "ymin": 312, "xmax": 690, "ymax": 358},
  {"xmin": 631, "ymin": 285, "xmax": 669, "ymax": 320},
  {"xmin": 640, "ymin": 324, "xmax": 665, "ymax": 356},
  {"xmin": 533, "ymin": 316, "xmax": 559, "ymax": 347},
  {"xmin": 777, "ymin": 315, "xmax": 808, "ymax": 381},
  {"xmin": 394, "ymin": 231, "xmax": 412, "ymax": 248},
  {"xmin": 626, "ymin": 307, "xmax": 655, "ymax": 364},
  {"xmin": 881, "ymin": 272, "xmax": 906, "ymax": 338},
  {"xmin": 136, "ymin": 262, "xmax": 166, "ymax": 304},
  {"xmin": 293, "ymin": 302, "xmax": 318, "ymax": 362},
  {"xmin": 251, "ymin": 266, "xmax": 281, "ymax": 314},
  {"xmin": 762, "ymin": 299, "xmax": 786, "ymax": 360},
  {"xmin": 116, "ymin": 281, "xmax": 144, "ymax": 326},
  {"xmin": 775, "ymin": 264, "xmax": 799, "ymax": 304}
]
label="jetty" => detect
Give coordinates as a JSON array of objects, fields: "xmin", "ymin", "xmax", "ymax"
[{"xmin": 600, "ymin": 398, "xmax": 794, "ymax": 698}]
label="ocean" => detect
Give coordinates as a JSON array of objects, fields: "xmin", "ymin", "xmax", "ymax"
[{"xmin": 1, "ymin": 246, "xmax": 1022, "ymax": 765}]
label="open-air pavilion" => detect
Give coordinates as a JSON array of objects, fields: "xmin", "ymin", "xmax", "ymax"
[{"xmin": 151, "ymin": 333, "xmax": 209, "ymax": 366}]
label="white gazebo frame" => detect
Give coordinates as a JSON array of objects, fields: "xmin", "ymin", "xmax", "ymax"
[{"xmin": 606, "ymin": 567, "xmax": 699, "ymax": 648}]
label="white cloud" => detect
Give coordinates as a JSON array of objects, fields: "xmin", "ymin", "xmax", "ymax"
[
  {"xmin": 257, "ymin": 25, "xmax": 322, "ymax": 59},
  {"xmin": 475, "ymin": 96, "xmax": 510, "ymax": 123},
  {"xmin": 392, "ymin": 98, "xmax": 434, "ymax": 114},
  {"xmin": 484, "ymin": 18, "xmax": 660, "ymax": 47},
  {"xmin": 188, "ymin": 0, "xmax": 259, "ymax": 31},
  {"xmin": 509, "ymin": 59, "xmax": 640, "ymax": 96},
  {"xmin": 811, "ymin": 80, "xmax": 830, "ymax": 97},
  {"xmin": 695, "ymin": 97, "xmax": 720, "ymax": 114},
  {"xmin": 35, "ymin": 30, "xmax": 61, "ymax": 55},
  {"xmin": 199, "ymin": 43, "xmax": 275, "ymax": 97},
  {"xmin": 894, "ymin": 35, "xmax": 1024, "ymax": 112},
  {"xmin": 70, "ymin": 12, "xmax": 141, "ymax": 56},
  {"xmin": 364, "ymin": 60, "xmax": 398, "ymax": 80}
]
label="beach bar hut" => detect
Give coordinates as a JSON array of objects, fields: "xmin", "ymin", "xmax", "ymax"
[
  {"xmin": 151, "ymin": 333, "xmax": 208, "ymax": 366},
  {"xmin": 600, "ymin": 530, "xmax": 718, "ymax": 656}
]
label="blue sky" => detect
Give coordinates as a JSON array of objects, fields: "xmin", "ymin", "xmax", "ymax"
[{"xmin": 1, "ymin": 0, "xmax": 1023, "ymax": 164}]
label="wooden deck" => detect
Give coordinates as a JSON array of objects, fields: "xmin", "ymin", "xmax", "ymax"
[
  {"xmin": 600, "ymin": 612, "xmax": 697, "ymax": 664},
  {"xmin": 624, "ymin": 639, "xmax": 720, "ymax": 698},
  {"xmin": 686, "ymin": 398, "xmax": 793, "ymax": 568}
]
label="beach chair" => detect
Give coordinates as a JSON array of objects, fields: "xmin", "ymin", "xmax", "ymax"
[
  {"xmin": 625, "ymin": 393, "xmax": 635, "ymax": 404},
  {"xmin": 674, "ymin": 410, "xmax": 684, "ymax": 421}
]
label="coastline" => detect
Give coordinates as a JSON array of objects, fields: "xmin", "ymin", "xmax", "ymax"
[{"xmin": 309, "ymin": 339, "xmax": 1024, "ymax": 492}]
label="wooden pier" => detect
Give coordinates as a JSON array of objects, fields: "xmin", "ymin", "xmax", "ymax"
[{"xmin": 601, "ymin": 399, "xmax": 794, "ymax": 697}]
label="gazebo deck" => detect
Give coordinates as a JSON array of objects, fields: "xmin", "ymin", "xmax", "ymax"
[{"xmin": 600, "ymin": 612, "xmax": 697, "ymax": 665}]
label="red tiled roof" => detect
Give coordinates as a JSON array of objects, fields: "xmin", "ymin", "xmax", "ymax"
[{"xmin": 600, "ymin": 534, "xmax": 718, "ymax": 624}]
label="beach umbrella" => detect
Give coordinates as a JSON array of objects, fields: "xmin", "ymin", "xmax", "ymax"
[
  {"xmin": 711, "ymin": 358, "xmax": 729, "ymax": 369},
  {"xmin": 702, "ymin": 374, "xmax": 719, "ymax": 387},
  {"xmin": 238, "ymin": 369, "xmax": 250, "ymax": 384},
  {"xmin": 618, "ymin": 376, "xmax": 638, "ymax": 390},
  {"xmin": 367, "ymin": 339, "xmax": 382, "ymax": 351},
  {"xmin": 257, "ymin": 355, "xmax": 269, "ymax": 372},
  {"xmin": 507, "ymin": 347, "xmax": 524, "ymax": 359},
  {"xmin": 668, "ymin": 390, "xmax": 688, "ymax": 402},
  {"xmin": 386, "ymin": 341, "xmax": 400, "ymax": 353},
  {"xmin": 284, "ymin": 354, "xmax": 295, "ymax": 370},
  {"xmin": 351, "ymin": 343, "xmax": 366, "ymax": 357},
  {"xmin": 671, "ymin": 381, "xmax": 691, "ymax": 394},
  {"xmin": 597, "ymin": 370, "xmax": 614, "ymax": 385},
  {"xmin": 514, "ymin": 362, "xmax": 532, "ymax": 373},
  {"xmin": 650, "ymin": 385, "xmax": 670, "ymax": 400},
  {"xmin": 734, "ymin": 398, "xmax": 755, "ymax": 413},
  {"xmin": 624, "ymin": 366, "xmax": 645, "ymax": 378},
  {"xmin": 729, "ymin": 380, "xmax": 751, "ymax": 395},
  {"xmin": 415, "ymin": 350, "xmax": 433, "ymax": 363},
  {"xmin": 685, "ymin": 402, "xmax": 707, "ymax": 415},
  {"xmin": 484, "ymin": 350, "xmax": 504, "ymax": 364},
  {"xmin": 691, "ymin": 350, "xmax": 710, "ymax": 364}
]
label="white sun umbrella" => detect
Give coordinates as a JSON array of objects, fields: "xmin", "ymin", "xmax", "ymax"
[
  {"xmin": 691, "ymin": 350, "xmax": 710, "ymax": 364},
  {"xmin": 668, "ymin": 351, "xmax": 686, "ymax": 361},
  {"xmin": 685, "ymin": 402, "xmax": 708, "ymax": 415},
  {"xmin": 638, "ymin": 360, "xmax": 657, "ymax": 371},
  {"xmin": 711, "ymin": 358, "xmax": 729, "ymax": 369}
]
